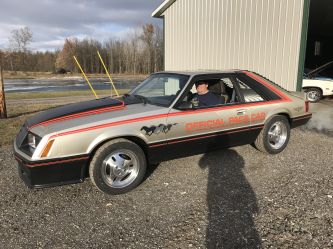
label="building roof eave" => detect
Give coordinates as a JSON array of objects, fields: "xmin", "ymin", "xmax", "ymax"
[{"xmin": 152, "ymin": 0, "xmax": 177, "ymax": 18}]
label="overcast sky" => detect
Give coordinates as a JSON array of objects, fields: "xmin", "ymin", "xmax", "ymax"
[{"xmin": 0, "ymin": 0, "xmax": 163, "ymax": 52}]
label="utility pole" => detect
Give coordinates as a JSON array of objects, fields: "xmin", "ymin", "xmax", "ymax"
[{"xmin": 0, "ymin": 65, "xmax": 7, "ymax": 119}]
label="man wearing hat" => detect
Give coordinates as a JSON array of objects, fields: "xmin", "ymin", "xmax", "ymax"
[{"xmin": 191, "ymin": 81, "xmax": 224, "ymax": 108}]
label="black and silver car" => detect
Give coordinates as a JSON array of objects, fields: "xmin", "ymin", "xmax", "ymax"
[{"xmin": 14, "ymin": 70, "xmax": 312, "ymax": 194}]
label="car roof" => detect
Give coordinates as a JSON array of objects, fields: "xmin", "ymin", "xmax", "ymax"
[{"xmin": 152, "ymin": 69, "xmax": 243, "ymax": 76}]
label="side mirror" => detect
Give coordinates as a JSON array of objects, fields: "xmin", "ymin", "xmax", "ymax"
[{"xmin": 177, "ymin": 101, "xmax": 193, "ymax": 110}]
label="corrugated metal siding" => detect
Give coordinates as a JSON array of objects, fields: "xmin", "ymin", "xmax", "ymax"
[{"xmin": 163, "ymin": 0, "xmax": 305, "ymax": 91}]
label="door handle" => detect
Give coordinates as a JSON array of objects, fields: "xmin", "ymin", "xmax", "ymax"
[{"xmin": 236, "ymin": 109, "xmax": 246, "ymax": 115}]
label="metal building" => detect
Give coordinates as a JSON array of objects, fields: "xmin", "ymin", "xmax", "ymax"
[{"xmin": 153, "ymin": 0, "xmax": 331, "ymax": 92}]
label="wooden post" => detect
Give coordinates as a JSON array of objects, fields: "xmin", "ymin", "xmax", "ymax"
[{"xmin": 0, "ymin": 66, "xmax": 7, "ymax": 119}]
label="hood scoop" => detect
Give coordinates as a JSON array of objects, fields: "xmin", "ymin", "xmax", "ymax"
[{"xmin": 27, "ymin": 97, "xmax": 124, "ymax": 129}]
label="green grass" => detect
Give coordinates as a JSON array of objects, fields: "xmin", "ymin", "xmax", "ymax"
[
  {"xmin": 7, "ymin": 104, "xmax": 60, "ymax": 117},
  {"xmin": 0, "ymin": 104, "xmax": 62, "ymax": 147},
  {"xmin": 0, "ymin": 115, "xmax": 30, "ymax": 147},
  {"xmin": 0, "ymin": 89, "xmax": 131, "ymax": 147}
]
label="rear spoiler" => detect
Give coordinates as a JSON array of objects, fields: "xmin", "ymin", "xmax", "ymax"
[{"xmin": 305, "ymin": 61, "xmax": 333, "ymax": 78}]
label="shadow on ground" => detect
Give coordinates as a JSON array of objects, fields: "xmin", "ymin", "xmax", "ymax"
[{"xmin": 199, "ymin": 149, "xmax": 262, "ymax": 248}]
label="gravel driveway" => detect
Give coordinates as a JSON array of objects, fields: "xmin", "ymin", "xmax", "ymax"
[{"xmin": 0, "ymin": 127, "xmax": 332, "ymax": 248}]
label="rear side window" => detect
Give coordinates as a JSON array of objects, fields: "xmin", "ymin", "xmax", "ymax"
[
  {"xmin": 235, "ymin": 77, "xmax": 264, "ymax": 102},
  {"xmin": 236, "ymin": 73, "xmax": 281, "ymax": 101}
]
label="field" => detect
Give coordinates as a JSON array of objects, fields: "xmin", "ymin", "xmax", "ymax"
[{"xmin": 0, "ymin": 89, "xmax": 129, "ymax": 146}]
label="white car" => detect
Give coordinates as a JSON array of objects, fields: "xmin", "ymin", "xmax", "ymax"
[{"xmin": 302, "ymin": 62, "xmax": 333, "ymax": 102}]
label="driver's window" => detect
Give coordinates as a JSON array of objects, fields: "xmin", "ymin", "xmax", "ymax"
[
  {"xmin": 179, "ymin": 77, "xmax": 240, "ymax": 109},
  {"xmin": 165, "ymin": 78, "xmax": 181, "ymax": 95}
]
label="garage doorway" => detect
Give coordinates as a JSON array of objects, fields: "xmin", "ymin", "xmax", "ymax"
[{"xmin": 305, "ymin": 0, "xmax": 333, "ymax": 77}]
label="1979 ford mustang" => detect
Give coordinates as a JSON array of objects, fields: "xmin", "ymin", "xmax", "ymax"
[{"xmin": 14, "ymin": 70, "xmax": 312, "ymax": 194}]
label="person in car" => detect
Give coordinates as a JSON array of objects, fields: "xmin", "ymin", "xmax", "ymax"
[{"xmin": 191, "ymin": 81, "xmax": 224, "ymax": 107}]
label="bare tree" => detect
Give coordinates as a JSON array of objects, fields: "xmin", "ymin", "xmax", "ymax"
[
  {"xmin": 7, "ymin": 26, "xmax": 33, "ymax": 70},
  {"xmin": 2, "ymin": 23, "xmax": 163, "ymax": 74},
  {"xmin": 9, "ymin": 26, "xmax": 33, "ymax": 53},
  {"xmin": 141, "ymin": 24, "xmax": 155, "ymax": 73},
  {"xmin": 153, "ymin": 25, "xmax": 164, "ymax": 72}
]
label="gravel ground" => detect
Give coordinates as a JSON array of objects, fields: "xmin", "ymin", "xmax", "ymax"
[
  {"xmin": 1, "ymin": 98, "xmax": 332, "ymax": 248},
  {"xmin": 0, "ymin": 127, "xmax": 332, "ymax": 248}
]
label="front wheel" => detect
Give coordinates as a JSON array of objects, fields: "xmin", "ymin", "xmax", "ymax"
[
  {"xmin": 89, "ymin": 139, "xmax": 147, "ymax": 195},
  {"xmin": 253, "ymin": 115, "xmax": 290, "ymax": 154},
  {"xmin": 305, "ymin": 88, "xmax": 322, "ymax": 103}
]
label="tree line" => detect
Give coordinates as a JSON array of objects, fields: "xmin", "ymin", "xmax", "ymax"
[{"xmin": 0, "ymin": 24, "xmax": 164, "ymax": 74}]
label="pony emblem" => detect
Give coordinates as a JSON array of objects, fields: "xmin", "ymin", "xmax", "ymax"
[{"xmin": 141, "ymin": 123, "xmax": 178, "ymax": 136}]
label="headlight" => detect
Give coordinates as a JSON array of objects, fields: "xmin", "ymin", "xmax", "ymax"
[
  {"xmin": 28, "ymin": 133, "xmax": 38, "ymax": 149},
  {"xmin": 21, "ymin": 132, "xmax": 42, "ymax": 156}
]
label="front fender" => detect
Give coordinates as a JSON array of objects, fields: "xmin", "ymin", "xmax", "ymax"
[{"xmin": 87, "ymin": 132, "xmax": 149, "ymax": 155}]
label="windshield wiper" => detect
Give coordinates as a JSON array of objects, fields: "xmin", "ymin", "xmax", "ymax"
[{"xmin": 133, "ymin": 94, "xmax": 149, "ymax": 105}]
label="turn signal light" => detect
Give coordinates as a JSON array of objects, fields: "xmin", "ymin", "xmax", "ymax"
[{"xmin": 40, "ymin": 140, "xmax": 55, "ymax": 158}]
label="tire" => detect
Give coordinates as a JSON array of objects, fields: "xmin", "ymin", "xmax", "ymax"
[
  {"xmin": 305, "ymin": 88, "xmax": 322, "ymax": 103},
  {"xmin": 253, "ymin": 115, "xmax": 290, "ymax": 154},
  {"xmin": 89, "ymin": 138, "xmax": 147, "ymax": 195}
]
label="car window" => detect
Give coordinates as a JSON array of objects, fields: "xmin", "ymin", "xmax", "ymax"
[
  {"xmin": 235, "ymin": 77, "xmax": 264, "ymax": 102},
  {"xmin": 131, "ymin": 74, "xmax": 189, "ymax": 107},
  {"xmin": 178, "ymin": 76, "xmax": 241, "ymax": 109},
  {"xmin": 219, "ymin": 77, "xmax": 241, "ymax": 104}
]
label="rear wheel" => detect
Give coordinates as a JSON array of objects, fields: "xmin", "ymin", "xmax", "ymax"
[
  {"xmin": 253, "ymin": 115, "xmax": 290, "ymax": 154},
  {"xmin": 89, "ymin": 139, "xmax": 147, "ymax": 195},
  {"xmin": 305, "ymin": 88, "xmax": 322, "ymax": 103}
]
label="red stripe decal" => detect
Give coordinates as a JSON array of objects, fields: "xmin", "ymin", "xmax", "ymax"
[
  {"xmin": 149, "ymin": 143, "xmax": 167, "ymax": 148},
  {"xmin": 15, "ymin": 156, "xmax": 23, "ymax": 163},
  {"xmin": 149, "ymin": 126, "xmax": 264, "ymax": 147},
  {"xmin": 293, "ymin": 114, "xmax": 312, "ymax": 120},
  {"xmin": 50, "ymin": 113, "xmax": 169, "ymax": 139},
  {"xmin": 30, "ymin": 101, "xmax": 125, "ymax": 130},
  {"xmin": 243, "ymin": 71, "xmax": 292, "ymax": 102},
  {"xmin": 26, "ymin": 156, "xmax": 89, "ymax": 168},
  {"xmin": 167, "ymin": 126, "xmax": 263, "ymax": 145},
  {"xmin": 47, "ymin": 73, "xmax": 293, "ymax": 140},
  {"xmin": 49, "ymin": 99, "xmax": 286, "ymax": 139},
  {"xmin": 168, "ymin": 100, "xmax": 286, "ymax": 117}
]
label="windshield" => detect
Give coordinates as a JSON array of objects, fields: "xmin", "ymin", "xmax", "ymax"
[{"xmin": 129, "ymin": 73, "xmax": 190, "ymax": 107}]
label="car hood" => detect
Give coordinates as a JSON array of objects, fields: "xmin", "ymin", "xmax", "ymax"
[
  {"xmin": 26, "ymin": 97, "xmax": 124, "ymax": 129},
  {"xmin": 313, "ymin": 77, "xmax": 333, "ymax": 81},
  {"xmin": 303, "ymin": 78, "xmax": 333, "ymax": 85},
  {"xmin": 27, "ymin": 98, "xmax": 169, "ymax": 137}
]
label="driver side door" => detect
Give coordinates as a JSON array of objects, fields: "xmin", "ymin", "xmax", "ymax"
[{"xmin": 164, "ymin": 75, "xmax": 253, "ymax": 160}]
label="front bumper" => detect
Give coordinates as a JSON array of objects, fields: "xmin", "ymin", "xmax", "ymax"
[{"xmin": 14, "ymin": 152, "xmax": 90, "ymax": 188}]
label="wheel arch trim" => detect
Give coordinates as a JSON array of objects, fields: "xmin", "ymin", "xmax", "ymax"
[{"xmin": 302, "ymin": 86, "xmax": 323, "ymax": 92}]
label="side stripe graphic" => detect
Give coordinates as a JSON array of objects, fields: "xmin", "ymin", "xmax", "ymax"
[
  {"xmin": 243, "ymin": 71, "xmax": 292, "ymax": 101},
  {"xmin": 47, "ymin": 72, "xmax": 292, "ymax": 139},
  {"xmin": 149, "ymin": 125, "xmax": 264, "ymax": 148},
  {"xmin": 30, "ymin": 101, "xmax": 125, "ymax": 130},
  {"xmin": 24, "ymin": 156, "xmax": 89, "ymax": 168}
]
